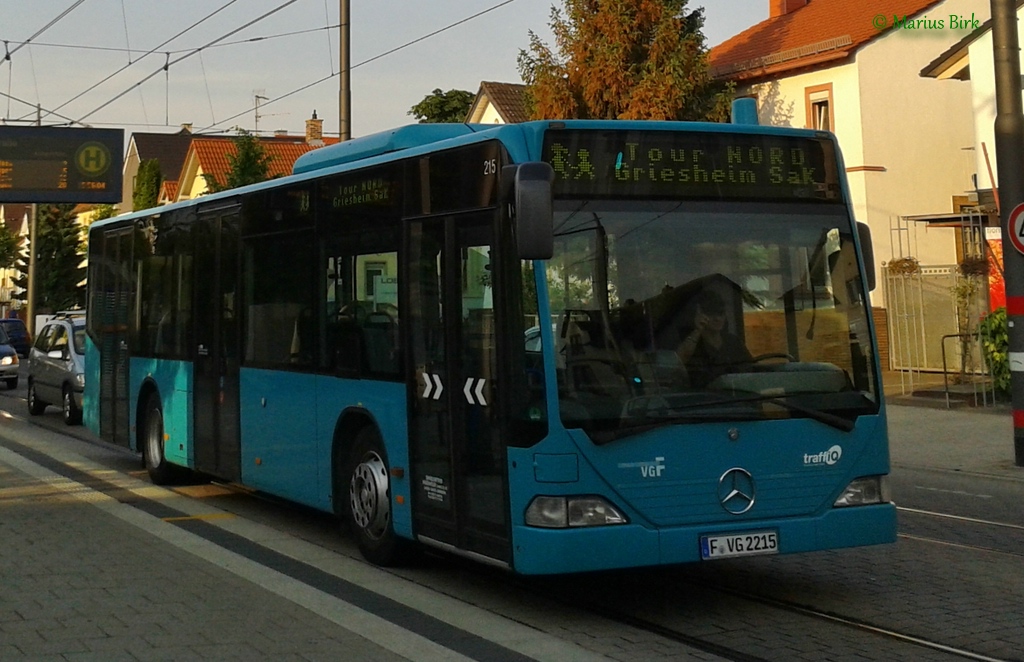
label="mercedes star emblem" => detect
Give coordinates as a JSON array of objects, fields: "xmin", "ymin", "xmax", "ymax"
[{"xmin": 717, "ymin": 467, "xmax": 756, "ymax": 515}]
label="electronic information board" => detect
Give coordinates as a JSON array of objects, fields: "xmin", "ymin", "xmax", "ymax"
[{"xmin": 0, "ymin": 126, "xmax": 123, "ymax": 203}]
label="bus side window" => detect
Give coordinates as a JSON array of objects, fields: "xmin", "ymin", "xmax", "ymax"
[
  {"xmin": 243, "ymin": 231, "xmax": 316, "ymax": 369},
  {"xmin": 323, "ymin": 247, "xmax": 400, "ymax": 378}
]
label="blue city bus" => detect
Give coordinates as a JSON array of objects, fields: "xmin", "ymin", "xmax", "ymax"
[{"xmin": 85, "ymin": 102, "xmax": 896, "ymax": 574}]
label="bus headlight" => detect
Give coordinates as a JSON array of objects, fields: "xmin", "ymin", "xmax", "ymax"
[
  {"xmin": 834, "ymin": 476, "xmax": 891, "ymax": 507},
  {"xmin": 524, "ymin": 496, "xmax": 628, "ymax": 528}
]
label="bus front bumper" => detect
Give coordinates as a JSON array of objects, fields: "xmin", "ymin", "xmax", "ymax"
[{"xmin": 510, "ymin": 502, "xmax": 897, "ymax": 575}]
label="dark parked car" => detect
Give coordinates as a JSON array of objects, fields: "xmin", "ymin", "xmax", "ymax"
[
  {"xmin": 27, "ymin": 312, "xmax": 86, "ymax": 425},
  {"xmin": 0, "ymin": 318, "xmax": 31, "ymax": 357},
  {"xmin": 0, "ymin": 325, "xmax": 19, "ymax": 389}
]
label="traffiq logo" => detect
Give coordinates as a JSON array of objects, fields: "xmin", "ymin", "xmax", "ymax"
[{"xmin": 804, "ymin": 445, "xmax": 842, "ymax": 466}]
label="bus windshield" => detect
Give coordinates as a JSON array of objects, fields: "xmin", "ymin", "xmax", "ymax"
[{"xmin": 544, "ymin": 200, "xmax": 878, "ymax": 440}]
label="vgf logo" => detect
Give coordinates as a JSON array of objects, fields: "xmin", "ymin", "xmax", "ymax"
[
  {"xmin": 617, "ymin": 457, "xmax": 666, "ymax": 478},
  {"xmin": 641, "ymin": 457, "xmax": 665, "ymax": 478}
]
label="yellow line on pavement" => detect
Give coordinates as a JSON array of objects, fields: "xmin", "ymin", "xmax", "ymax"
[{"xmin": 162, "ymin": 512, "xmax": 236, "ymax": 522}]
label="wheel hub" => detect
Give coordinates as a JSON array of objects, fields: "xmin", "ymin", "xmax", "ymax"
[{"xmin": 349, "ymin": 452, "xmax": 390, "ymax": 540}]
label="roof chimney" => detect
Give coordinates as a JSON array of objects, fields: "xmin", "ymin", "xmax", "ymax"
[
  {"xmin": 770, "ymin": 0, "xmax": 807, "ymax": 17},
  {"xmin": 305, "ymin": 110, "xmax": 324, "ymax": 145}
]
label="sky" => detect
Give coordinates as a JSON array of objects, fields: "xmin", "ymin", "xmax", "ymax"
[{"xmin": 0, "ymin": 0, "xmax": 767, "ymax": 141}]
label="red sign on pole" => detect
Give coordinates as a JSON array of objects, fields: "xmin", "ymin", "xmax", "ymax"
[{"xmin": 1009, "ymin": 202, "xmax": 1024, "ymax": 255}]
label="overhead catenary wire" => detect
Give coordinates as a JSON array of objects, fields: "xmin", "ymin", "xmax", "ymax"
[
  {"xmin": 119, "ymin": 0, "xmax": 133, "ymax": 64},
  {"xmin": 197, "ymin": 0, "xmax": 519, "ymax": 133},
  {"xmin": 3, "ymin": 0, "xmax": 519, "ymax": 131},
  {"xmin": 73, "ymin": 0, "xmax": 303, "ymax": 124},
  {"xmin": 0, "ymin": 25, "xmax": 340, "ymax": 58},
  {"xmin": 23, "ymin": 0, "xmax": 244, "ymax": 124},
  {"xmin": 2, "ymin": 0, "xmax": 88, "ymax": 64}
]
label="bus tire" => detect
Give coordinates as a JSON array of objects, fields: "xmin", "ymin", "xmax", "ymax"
[
  {"xmin": 345, "ymin": 426, "xmax": 409, "ymax": 566},
  {"xmin": 142, "ymin": 394, "xmax": 179, "ymax": 486}
]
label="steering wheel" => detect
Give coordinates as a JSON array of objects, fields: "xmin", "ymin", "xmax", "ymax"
[{"xmin": 750, "ymin": 352, "xmax": 795, "ymax": 363}]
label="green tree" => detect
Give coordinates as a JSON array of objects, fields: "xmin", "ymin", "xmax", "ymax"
[
  {"xmin": 133, "ymin": 159, "xmax": 162, "ymax": 211},
  {"xmin": 517, "ymin": 0, "xmax": 732, "ymax": 121},
  {"xmin": 203, "ymin": 128, "xmax": 274, "ymax": 192},
  {"xmin": 408, "ymin": 88, "xmax": 475, "ymax": 123},
  {"xmin": 0, "ymin": 221, "xmax": 23, "ymax": 271},
  {"xmin": 12, "ymin": 204, "xmax": 86, "ymax": 312},
  {"xmin": 89, "ymin": 204, "xmax": 118, "ymax": 225}
]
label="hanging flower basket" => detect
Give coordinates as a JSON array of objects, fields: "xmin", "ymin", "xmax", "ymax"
[
  {"xmin": 887, "ymin": 256, "xmax": 920, "ymax": 276},
  {"xmin": 957, "ymin": 256, "xmax": 989, "ymax": 277}
]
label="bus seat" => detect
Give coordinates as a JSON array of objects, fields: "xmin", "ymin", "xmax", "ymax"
[{"xmin": 362, "ymin": 315, "xmax": 398, "ymax": 375}]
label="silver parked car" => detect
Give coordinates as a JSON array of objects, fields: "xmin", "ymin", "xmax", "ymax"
[{"xmin": 27, "ymin": 312, "xmax": 86, "ymax": 425}]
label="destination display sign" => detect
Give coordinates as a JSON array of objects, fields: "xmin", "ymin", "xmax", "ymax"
[
  {"xmin": 542, "ymin": 129, "xmax": 840, "ymax": 203},
  {"xmin": 0, "ymin": 126, "xmax": 123, "ymax": 203}
]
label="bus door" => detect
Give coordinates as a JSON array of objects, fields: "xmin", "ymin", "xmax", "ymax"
[
  {"xmin": 98, "ymin": 227, "xmax": 133, "ymax": 448},
  {"xmin": 408, "ymin": 214, "xmax": 510, "ymax": 564},
  {"xmin": 192, "ymin": 205, "xmax": 241, "ymax": 480}
]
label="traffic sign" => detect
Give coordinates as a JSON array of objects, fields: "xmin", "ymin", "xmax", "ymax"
[{"xmin": 1009, "ymin": 202, "xmax": 1024, "ymax": 255}]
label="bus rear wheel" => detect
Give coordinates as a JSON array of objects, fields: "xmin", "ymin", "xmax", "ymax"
[
  {"xmin": 143, "ymin": 394, "xmax": 180, "ymax": 485},
  {"xmin": 345, "ymin": 427, "xmax": 409, "ymax": 566}
]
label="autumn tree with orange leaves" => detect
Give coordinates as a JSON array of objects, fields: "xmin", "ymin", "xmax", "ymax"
[{"xmin": 517, "ymin": 0, "xmax": 732, "ymax": 122}]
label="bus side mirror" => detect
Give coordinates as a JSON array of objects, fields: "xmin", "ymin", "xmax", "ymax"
[
  {"xmin": 857, "ymin": 222, "xmax": 875, "ymax": 292},
  {"xmin": 510, "ymin": 162, "xmax": 554, "ymax": 260}
]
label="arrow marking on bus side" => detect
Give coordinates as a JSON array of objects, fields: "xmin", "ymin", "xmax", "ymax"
[
  {"xmin": 464, "ymin": 378, "xmax": 487, "ymax": 405},
  {"xmin": 422, "ymin": 373, "xmax": 443, "ymax": 400}
]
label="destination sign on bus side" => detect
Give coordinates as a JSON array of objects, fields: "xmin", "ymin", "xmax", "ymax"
[{"xmin": 542, "ymin": 130, "xmax": 840, "ymax": 202}]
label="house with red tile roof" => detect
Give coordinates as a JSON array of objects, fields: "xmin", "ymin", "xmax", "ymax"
[
  {"xmin": 711, "ymin": 0, "xmax": 987, "ymax": 310},
  {"xmin": 172, "ymin": 113, "xmax": 338, "ymax": 202},
  {"xmin": 465, "ymin": 81, "xmax": 530, "ymax": 124}
]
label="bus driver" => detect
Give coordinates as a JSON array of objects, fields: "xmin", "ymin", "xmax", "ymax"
[{"xmin": 677, "ymin": 289, "xmax": 752, "ymax": 388}]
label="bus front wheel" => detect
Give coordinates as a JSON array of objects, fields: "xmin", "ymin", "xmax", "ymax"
[
  {"xmin": 143, "ymin": 394, "xmax": 179, "ymax": 485},
  {"xmin": 344, "ymin": 427, "xmax": 409, "ymax": 566}
]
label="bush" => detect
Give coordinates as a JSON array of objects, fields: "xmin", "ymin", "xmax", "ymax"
[{"xmin": 979, "ymin": 307, "xmax": 1010, "ymax": 398}]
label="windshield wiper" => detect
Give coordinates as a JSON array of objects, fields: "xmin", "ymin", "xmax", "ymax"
[
  {"xmin": 688, "ymin": 392, "xmax": 856, "ymax": 431},
  {"xmin": 631, "ymin": 392, "xmax": 856, "ymax": 432}
]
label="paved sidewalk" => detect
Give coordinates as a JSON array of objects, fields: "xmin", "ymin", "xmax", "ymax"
[
  {"xmin": 887, "ymin": 403, "xmax": 1023, "ymax": 480},
  {"xmin": 0, "ymin": 447, "xmax": 416, "ymax": 662},
  {"xmin": 0, "ymin": 423, "xmax": 609, "ymax": 662}
]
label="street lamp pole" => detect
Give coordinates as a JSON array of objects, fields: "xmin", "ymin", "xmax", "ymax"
[{"xmin": 990, "ymin": 0, "xmax": 1024, "ymax": 466}]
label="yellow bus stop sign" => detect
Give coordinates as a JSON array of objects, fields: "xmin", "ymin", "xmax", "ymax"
[{"xmin": 75, "ymin": 141, "xmax": 113, "ymax": 178}]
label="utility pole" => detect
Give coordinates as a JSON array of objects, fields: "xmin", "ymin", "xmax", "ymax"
[
  {"xmin": 339, "ymin": 0, "xmax": 351, "ymax": 141},
  {"xmin": 990, "ymin": 0, "xmax": 1024, "ymax": 466},
  {"xmin": 26, "ymin": 104, "xmax": 40, "ymax": 337}
]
